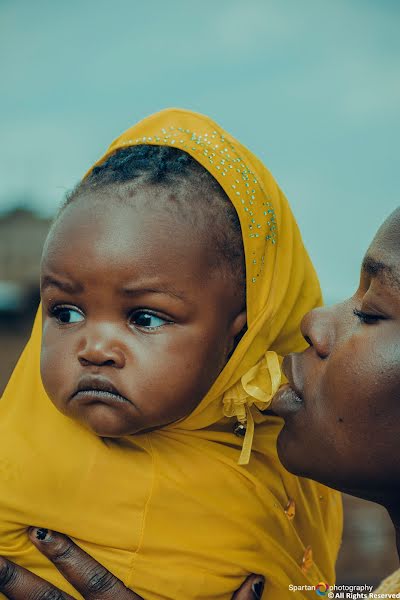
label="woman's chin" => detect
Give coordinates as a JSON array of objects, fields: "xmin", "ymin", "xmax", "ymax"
[
  {"xmin": 276, "ymin": 430, "xmax": 347, "ymax": 492},
  {"xmin": 276, "ymin": 429, "xmax": 314, "ymax": 478}
]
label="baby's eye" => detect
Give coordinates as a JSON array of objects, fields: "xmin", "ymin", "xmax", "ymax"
[
  {"xmin": 51, "ymin": 305, "xmax": 84, "ymax": 325},
  {"xmin": 129, "ymin": 311, "xmax": 169, "ymax": 330}
]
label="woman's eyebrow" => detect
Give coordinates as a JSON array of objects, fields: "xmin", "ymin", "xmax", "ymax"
[{"xmin": 362, "ymin": 255, "xmax": 400, "ymax": 290}]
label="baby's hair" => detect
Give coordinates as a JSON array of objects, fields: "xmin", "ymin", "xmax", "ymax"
[{"xmin": 61, "ymin": 145, "xmax": 246, "ymax": 303}]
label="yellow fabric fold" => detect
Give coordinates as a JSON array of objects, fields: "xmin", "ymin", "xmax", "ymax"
[
  {"xmin": 0, "ymin": 108, "xmax": 342, "ymax": 600},
  {"xmin": 374, "ymin": 569, "xmax": 400, "ymax": 594},
  {"xmin": 223, "ymin": 351, "xmax": 282, "ymax": 464}
]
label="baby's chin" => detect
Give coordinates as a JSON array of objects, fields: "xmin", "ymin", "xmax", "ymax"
[
  {"xmin": 81, "ymin": 415, "xmax": 143, "ymax": 438},
  {"xmin": 50, "ymin": 393, "xmax": 191, "ymax": 437},
  {"xmin": 58, "ymin": 401, "xmax": 146, "ymax": 437},
  {"xmin": 83, "ymin": 415, "xmax": 183, "ymax": 438},
  {"xmin": 82, "ymin": 411, "xmax": 188, "ymax": 438}
]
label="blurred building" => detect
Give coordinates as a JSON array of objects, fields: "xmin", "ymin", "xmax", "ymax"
[
  {"xmin": 0, "ymin": 207, "xmax": 50, "ymax": 289},
  {"xmin": 0, "ymin": 207, "xmax": 51, "ymax": 392}
]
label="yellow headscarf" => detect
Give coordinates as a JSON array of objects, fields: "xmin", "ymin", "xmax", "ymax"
[{"xmin": 0, "ymin": 109, "xmax": 342, "ymax": 599}]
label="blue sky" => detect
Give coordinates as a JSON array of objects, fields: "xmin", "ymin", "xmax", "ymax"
[{"xmin": 1, "ymin": 0, "xmax": 399, "ymax": 303}]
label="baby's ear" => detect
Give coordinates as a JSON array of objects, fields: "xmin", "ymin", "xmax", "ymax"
[
  {"xmin": 227, "ymin": 311, "xmax": 247, "ymax": 359},
  {"xmin": 229, "ymin": 309, "xmax": 247, "ymax": 346},
  {"xmin": 231, "ymin": 309, "xmax": 247, "ymax": 337}
]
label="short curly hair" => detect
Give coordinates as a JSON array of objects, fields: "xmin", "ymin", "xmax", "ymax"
[{"xmin": 60, "ymin": 145, "xmax": 246, "ymax": 302}]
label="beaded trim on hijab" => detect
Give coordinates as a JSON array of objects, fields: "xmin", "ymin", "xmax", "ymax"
[
  {"xmin": 97, "ymin": 123, "xmax": 281, "ymax": 465},
  {"xmin": 114, "ymin": 125, "xmax": 277, "ymax": 286}
]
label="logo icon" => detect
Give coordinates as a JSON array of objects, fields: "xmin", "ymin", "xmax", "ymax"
[{"xmin": 315, "ymin": 582, "xmax": 330, "ymax": 596}]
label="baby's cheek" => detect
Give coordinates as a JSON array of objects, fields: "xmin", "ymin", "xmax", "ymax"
[{"xmin": 40, "ymin": 334, "xmax": 69, "ymax": 402}]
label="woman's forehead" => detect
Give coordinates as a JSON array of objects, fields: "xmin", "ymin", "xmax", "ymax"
[
  {"xmin": 364, "ymin": 210, "xmax": 400, "ymax": 291},
  {"xmin": 369, "ymin": 209, "xmax": 400, "ymax": 254}
]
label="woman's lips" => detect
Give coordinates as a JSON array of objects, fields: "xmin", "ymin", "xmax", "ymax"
[
  {"xmin": 271, "ymin": 354, "xmax": 304, "ymax": 417},
  {"xmin": 271, "ymin": 384, "xmax": 303, "ymax": 417}
]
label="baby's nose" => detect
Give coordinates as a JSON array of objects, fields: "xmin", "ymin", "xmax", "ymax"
[{"xmin": 77, "ymin": 329, "xmax": 126, "ymax": 368}]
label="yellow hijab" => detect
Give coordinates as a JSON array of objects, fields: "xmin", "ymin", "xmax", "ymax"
[{"xmin": 0, "ymin": 109, "xmax": 342, "ymax": 599}]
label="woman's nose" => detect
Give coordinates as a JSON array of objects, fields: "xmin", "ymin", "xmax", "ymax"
[
  {"xmin": 77, "ymin": 328, "xmax": 126, "ymax": 368},
  {"xmin": 301, "ymin": 306, "xmax": 335, "ymax": 359}
]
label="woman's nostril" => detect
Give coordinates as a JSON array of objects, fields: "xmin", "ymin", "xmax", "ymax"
[{"xmin": 304, "ymin": 335, "xmax": 313, "ymax": 347}]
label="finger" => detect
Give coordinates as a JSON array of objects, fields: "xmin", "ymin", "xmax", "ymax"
[
  {"xmin": 0, "ymin": 555, "xmax": 76, "ymax": 600},
  {"xmin": 29, "ymin": 528, "xmax": 143, "ymax": 600},
  {"xmin": 231, "ymin": 574, "xmax": 265, "ymax": 600}
]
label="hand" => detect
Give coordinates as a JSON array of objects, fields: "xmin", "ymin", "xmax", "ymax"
[
  {"xmin": 232, "ymin": 574, "xmax": 265, "ymax": 599},
  {"xmin": 0, "ymin": 528, "xmax": 265, "ymax": 599},
  {"xmin": 0, "ymin": 527, "xmax": 143, "ymax": 599}
]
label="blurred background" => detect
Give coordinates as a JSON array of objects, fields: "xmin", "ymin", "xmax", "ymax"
[{"xmin": 1, "ymin": 0, "xmax": 399, "ymax": 588}]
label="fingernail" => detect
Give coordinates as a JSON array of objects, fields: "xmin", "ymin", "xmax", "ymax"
[
  {"xmin": 252, "ymin": 577, "xmax": 265, "ymax": 599},
  {"xmin": 29, "ymin": 527, "xmax": 52, "ymax": 542}
]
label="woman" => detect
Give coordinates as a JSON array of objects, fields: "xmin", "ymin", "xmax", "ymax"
[{"xmin": 271, "ymin": 207, "xmax": 400, "ymax": 594}]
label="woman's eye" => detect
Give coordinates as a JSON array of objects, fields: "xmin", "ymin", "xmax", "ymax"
[
  {"xmin": 51, "ymin": 306, "xmax": 84, "ymax": 324},
  {"xmin": 130, "ymin": 311, "xmax": 169, "ymax": 329},
  {"xmin": 353, "ymin": 308, "xmax": 382, "ymax": 325}
]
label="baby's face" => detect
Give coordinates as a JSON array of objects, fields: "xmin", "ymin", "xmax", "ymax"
[
  {"xmin": 40, "ymin": 188, "xmax": 246, "ymax": 437},
  {"xmin": 272, "ymin": 208, "xmax": 400, "ymax": 495}
]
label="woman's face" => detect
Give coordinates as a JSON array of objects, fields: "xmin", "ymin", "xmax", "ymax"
[
  {"xmin": 272, "ymin": 208, "xmax": 400, "ymax": 495},
  {"xmin": 40, "ymin": 188, "xmax": 246, "ymax": 437}
]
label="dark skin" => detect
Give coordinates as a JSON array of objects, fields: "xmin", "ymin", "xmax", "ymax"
[
  {"xmin": 272, "ymin": 207, "xmax": 400, "ymax": 558},
  {"xmin": 0, "ymin": 187, "xmax": 265, "ymax": 599},
  {"xmin": 40, "ymin": 188, "xmax": 247, "ymax": 437}
]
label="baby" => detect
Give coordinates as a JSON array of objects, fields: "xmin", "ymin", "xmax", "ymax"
[{"xmin": 0, "ymin": 109, "xmax": 342, "ymax": 599}]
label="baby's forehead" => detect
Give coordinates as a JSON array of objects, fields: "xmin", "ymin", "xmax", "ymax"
[
  {"xmin": 52, "ymin": 182, "xmax": 237, "ymax": 251},
  {"xmin": 43, "ymin": 181, "xmax": 245, "ymax": 303},
  {"xmin": 54, "ymin": 184, "xmax": 222, "ymax": 233},
  {"xmin": 42, "ymin": 201, "xmax": 217, "ymax": 280}
]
